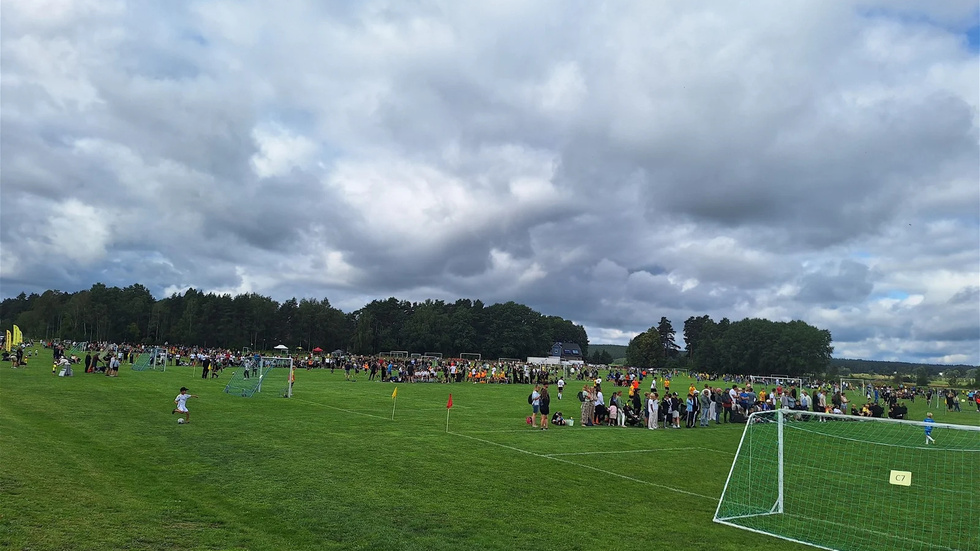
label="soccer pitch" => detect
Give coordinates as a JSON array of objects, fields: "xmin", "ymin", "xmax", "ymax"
[{"xmin": 2, "ymin": 351, "xmax": 976, "ymax": 551}]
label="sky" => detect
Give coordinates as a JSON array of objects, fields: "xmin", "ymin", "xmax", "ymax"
[{"xmin": 1, "ymin": 0, "xmax": 978, "ymax": 364}]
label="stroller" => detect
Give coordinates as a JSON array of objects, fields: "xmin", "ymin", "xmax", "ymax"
[{"xmin": 623, "ymin": 404, "xmax": 644, "ymax": 427}]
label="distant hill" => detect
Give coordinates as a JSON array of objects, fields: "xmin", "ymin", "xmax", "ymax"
[
  {"xmin": 590, "ymin": 344, "xmax": 627, "ymax": 360},
  {"xmin": 830, "ymin": 358, "xmax": 977, "ymax": 376}
]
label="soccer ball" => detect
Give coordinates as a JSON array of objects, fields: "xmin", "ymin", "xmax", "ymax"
[{"xmin": 177, "ymin": 418, "xmax": 185, "ymax": 424}]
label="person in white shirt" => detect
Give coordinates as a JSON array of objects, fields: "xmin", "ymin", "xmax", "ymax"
[
  {"xmin": 594, "ymin": 389, "xmax": 605, "ymax": 424},
  {"xmin": 172, "ymin": 386, "xmax": 199, "ymax": 423},
  {"xmin": 647, "ymin": 392, "xmax": 659, "ymax": 429},
  {"xmin": 556, "ymin": 377, "xmax": 565, "ymax": 400}
]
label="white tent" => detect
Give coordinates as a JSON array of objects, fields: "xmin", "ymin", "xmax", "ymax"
[{"xmin": 274, "ymin": 344, "xmax": 288, "ymax": 351}]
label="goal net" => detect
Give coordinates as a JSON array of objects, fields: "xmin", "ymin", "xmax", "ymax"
[
  {"xmin": 131, "ymin": 347, "xmax": 167, "ymax": 372},
  {"xmin": 389, "ymin": 350, "xmax": 409, "ymax": 359},
  {"xmin": 224, "ymin": 356, "xmax": 294, "ymax": 398},
  {"xmin": 714, "ymin": 409, "xmax": 979, "ymax": 551},
  {"xmin": 459, "ymin": 352, "xmax": 481, "ymax": 362},
  {"xmin": 749, "ymin": 375, "xmax": 805, "ymax": 389},
  {"xmin": 840, "ymin": 378, "xmax": 873, "ymax": 398}
]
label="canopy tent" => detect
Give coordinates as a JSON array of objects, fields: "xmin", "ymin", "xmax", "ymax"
[
  {"xmin": 274, "ymin": 344, "xmax": 288, "ymax": 351},
  {"xmin": 312, "ymin": 347, "xmax": 323, "ymax": 353}
]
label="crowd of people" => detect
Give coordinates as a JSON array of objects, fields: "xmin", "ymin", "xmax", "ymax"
[{"xmin": 18, "ymin": 341, "xmax": 980, "ymax": 417}]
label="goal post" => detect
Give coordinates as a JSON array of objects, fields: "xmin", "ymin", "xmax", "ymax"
[
  {"xmin": 459, "ymin": 352, "xmax": 481, "ymax": 362},
  {"xmin": 131, "ymin": 347, "xmax": 167, "ymax": 372},
  {"xmin": 715, "ymin": 409, "xmax": 979, "ymax": 551},
  {"xmin": 223, "ymin": 356, "xmax": 294, "ymax": 398},
  {"xmin": 840, "ymin": 378, "xmax": 873, "ymax": 398}
]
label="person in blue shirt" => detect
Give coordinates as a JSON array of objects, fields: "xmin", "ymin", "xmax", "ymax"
[{"xmin": 924, "ymin": 412, "xmax": 935, "ymax": 445}]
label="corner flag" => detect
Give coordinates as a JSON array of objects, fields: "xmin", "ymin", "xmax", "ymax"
[
  {"xmin": 447, "ymin": 394, "xmax": 453, "ymax": 409},
  {"xmin": 392, "ymin": 387, "xmax": 398, "ymax": 399}
]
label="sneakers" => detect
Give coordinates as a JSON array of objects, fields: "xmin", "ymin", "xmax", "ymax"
[{"xmin": 171, "ymin": 409, "xmax": 176, "ymax": 415}]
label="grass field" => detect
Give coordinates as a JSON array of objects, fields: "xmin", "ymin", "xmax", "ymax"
[{"xmin": 2, "ymin": 349, "xmax": 977, "ymax": 551}]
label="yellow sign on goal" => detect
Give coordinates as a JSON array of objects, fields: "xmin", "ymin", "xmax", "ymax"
[{"xmin": 889, "ymin": 470, "xmax": 912, "ymax": 487}]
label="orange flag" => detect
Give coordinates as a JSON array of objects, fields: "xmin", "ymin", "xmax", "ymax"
[{"xmin": 447, "ymin": 394, "xmax": 453, "ymax": 409}]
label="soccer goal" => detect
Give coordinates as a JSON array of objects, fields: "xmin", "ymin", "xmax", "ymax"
[
  {"xmin": 714, "ymin": 409, "xmax": 979, "ymax": 551},
  {"xmin": 224, "ymin": 356, "xmax": 294, "ymax": 398},
  {"xmin": 840, "ymin": 378, "xmax": 873, "ymax": 398},
  {"xmin": 389, "ymin": 350, "xmax": 409, "ymax": 359},
  {"xmin": 498, "ymin": 358, "xmax": 521, "ymax": 363},
  {"xmin": 423, "ymin": 352, "xmax": 443, "ymax": 359},
  {"xmin": 459, "ymin": 352, "xmax": 481, "ymax": 362},
  {"xmin": 749, "ymin": 375, "xmax": 805, "ymax": 389},
  {"xmin": 132, "ymin": 347, "xmax": 167, "ymax": 372}
]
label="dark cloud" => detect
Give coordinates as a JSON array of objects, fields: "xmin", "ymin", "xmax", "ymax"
[{"xmin": 1, "ymin": 0, "xmax": 977, "ymax": 364}]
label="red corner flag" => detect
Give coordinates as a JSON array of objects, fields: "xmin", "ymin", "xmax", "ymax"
[{"xmin": 447, "ymin": 394, "xmax": 453, "ymax": 409}]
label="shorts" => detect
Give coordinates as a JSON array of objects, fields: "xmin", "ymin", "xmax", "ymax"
[
  {"xmin": 540, "ymin": 404, "xmax": 550, "ymax": 415},
  {"xmin": 532, "ymin": 405, "xmax": 540, "ymax": 414}
]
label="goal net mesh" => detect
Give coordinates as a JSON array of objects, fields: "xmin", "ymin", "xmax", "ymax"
[
  {"xmin": 714, "ymin": 409, "xmax": 979, "ymax": 551},
  {"xmin": 224, "ymin": 356, "xmax": 293, "ymax": 397}
]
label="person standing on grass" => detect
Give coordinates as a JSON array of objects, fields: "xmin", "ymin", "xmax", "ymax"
[
  {"xmin": 924, "ymin": 412, "xmax": 935, "ymax": 444},
  {"xmin": 539, "ymin": 385, "xmax": 551, "ymax": 430},
  {"xmin": 172, "ymin": 387, "xmax": 198, "ymax": 423},
  {"xmin": 647, "ymin": 392, "xmax": 659, "ymax": 429},
  {"xmin": 580, "ymin": 384, "xmax": 595, "ymax": 426},
  {"xmin": 556, "ymin": 377, "xmax": 564, "ymax": 400},
  {"xmin": 686, "ymin": 393, "xmax": 697, "ymax": 428},
  {"xmin": 529, "ymin": 385, "xmax": 541, "ymax": 427},
  {"xmin": 698, "ymin": 389, "xmax": 711, "ymax": 427}
]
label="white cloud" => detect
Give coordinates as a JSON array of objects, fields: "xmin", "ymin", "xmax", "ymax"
[{"xmin": 1, "ymin": 0, "xmax": 977, "ymax": 364}]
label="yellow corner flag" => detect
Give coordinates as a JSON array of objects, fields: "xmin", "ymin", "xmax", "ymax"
[{"xmin": 391, "ymin": 387, "xmax": 398, "ymax": 399}]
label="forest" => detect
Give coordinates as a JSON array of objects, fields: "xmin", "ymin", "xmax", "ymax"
[
  {"xmin": 0, "ymin": 284, "xmax": 587, "ymax": 361},
  {"xmin": 1, "ymin": 283, "xmax": 866, "ymax": 377}
]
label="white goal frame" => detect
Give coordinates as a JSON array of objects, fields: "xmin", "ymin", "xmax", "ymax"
[
  {"xmin": 749, "ymin": 375, "xmax": 804, "ymax": 389},
  {"xmin": 459, "ymin": 352, "xmax": 481, "ymax": 362},
  {"xmin": 389, "ymin": 350, "xmax": 409, "ymax": 359},
  {"xmin": 715, "ymin": 408, "xmax": 980, "ymax": 551}
]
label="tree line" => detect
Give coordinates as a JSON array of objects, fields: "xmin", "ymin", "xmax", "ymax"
[
  {"xmin": 625, "ymin": 315, "xmax": 834, "ymax": 377},
  {"xmin": 0, "ymin": 284, "xmax": 587, "ymax": 360}
]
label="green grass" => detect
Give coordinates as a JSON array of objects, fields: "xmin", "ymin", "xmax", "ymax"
[{"xmin": 1, "ymin": 350, "xmax": 977, "ymax": 551}]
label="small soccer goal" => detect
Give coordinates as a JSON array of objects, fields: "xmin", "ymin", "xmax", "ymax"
[
  {"xmin": 714, "ymin": 409, "xmax": 979, "ymax": 551},
  {"xmin": 132, "ymin": 347, "xmax": 167, "ymax": 372},
  {"xmin": 840, "ymin": 378, "xmax": 873, "ymax": 398},
  {"xmin": 389, "ymin": 350, "xmax": 409, "ymax": 359},
  {"xmin": 748, "ymin": 375, "xmax": 805, "ymax": 389},
  {"xmin": 224, "ymin": 356, "xmax": 294, "ymax": 398},
  {"xmin": 423, "ymin": 352, "xmax": 443, "ymax": 359},
  {"xmin": 459, "ymin": 352, "xmax": 481, "ymax": 362},
  {"xmin": 498, "ymin": 358, "xmax": 521, "ymax": 363}
]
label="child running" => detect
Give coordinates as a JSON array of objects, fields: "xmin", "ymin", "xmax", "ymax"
[{"xmin": 172, "ymin": 387, "xmax": 199, "ymax": 423}]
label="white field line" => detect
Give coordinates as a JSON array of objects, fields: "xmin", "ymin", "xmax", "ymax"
[
  {"xmin": 290, "ymin": 398, "xmax": 391, "ymax": 421},
  {"xmin": 449, "ymin": 431, "xmax": 719, "ymax": 502},
  {"xmin": 545, "ymin": 447, "xmax": 695, "ymax": 456}
]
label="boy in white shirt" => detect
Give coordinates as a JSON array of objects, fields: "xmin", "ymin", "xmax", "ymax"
[{"xmin": 172, "ymin": 387, "xmax": 199, "ymax": 423}]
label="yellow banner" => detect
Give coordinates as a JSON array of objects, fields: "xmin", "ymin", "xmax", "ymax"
[
  {"xmin": 4, "ymin": 330, "xmax": 10, "ymax": 352},
  {"xmin": 12, "ymin": 325, "xmax": 22, "ymax": 345}
]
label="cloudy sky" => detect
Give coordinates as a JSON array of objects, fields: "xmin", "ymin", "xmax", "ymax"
[{"xmin": 1, "ymin": 0, "xmax": 978, "ymax": 364}]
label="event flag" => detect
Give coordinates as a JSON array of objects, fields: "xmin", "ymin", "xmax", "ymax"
[
  {"xmin": 4, "ymin": 330, "xmax": 10, "ymax": 352},
  {"xmin": 392, "ymin": 387, "xmax": 398, "ymax": 399},
  {"xmin": 447, "ymin": 394, "xmax": 453, "ymax": 409},
  {"xmin": 12, "ymin": 325, "xmax": 22, "ymax": 345}
]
